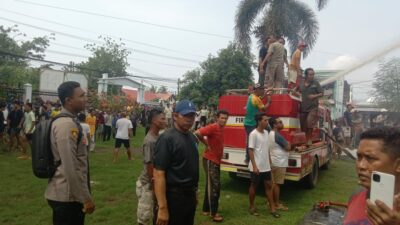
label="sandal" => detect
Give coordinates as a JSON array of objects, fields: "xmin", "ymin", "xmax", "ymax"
[
  {"xmin": 212, "ymin": 214, "xmax": 224, "ymax": 222},
  {"xmin": 249, "ymin": 208, "xmax": 259, "ymax": 216},
  {"xmin": 270, "ymin": 211, "xmax": 281, "ymax": 218},
  {"xmin": 276, "ymin": 204, "xmax": 289, "ymax": 211},
  {"xmin": 202, "ymin": 212, "xmax": 210, "ymax": 216}
]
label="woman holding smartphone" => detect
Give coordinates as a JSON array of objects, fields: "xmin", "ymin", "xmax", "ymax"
[{"xmin": 343, "ymin": 127, "xmax": 400, "ymax": 225}]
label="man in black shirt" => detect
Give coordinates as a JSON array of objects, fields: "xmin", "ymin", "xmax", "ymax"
[
  {"xmin": 295, "ymin": 68, "xmax": 323, "ymax": 146},
  {"xmin": 258, "ymin": 36, "xmax": 270, "ymax": 86},
  {"xmin": 153, "ymin": 99, "xmax": 198, "ymax": 225},
  {"xmin": 7, "ymin": 101, "xmax": 24, "ymax": 151}
]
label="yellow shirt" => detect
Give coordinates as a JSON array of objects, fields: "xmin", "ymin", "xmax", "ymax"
[
  {"xmin": 86, "ymin": 115, "xmax": 96, "ymax": 135},
  {"xmin": 50, "ymin": 110, "xmax": 60, "ymax": 118}
]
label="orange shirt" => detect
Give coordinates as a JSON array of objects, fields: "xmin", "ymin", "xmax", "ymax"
[{"xmin": 199, "ymin": 123, "xmax": 224, "ymax": 164}]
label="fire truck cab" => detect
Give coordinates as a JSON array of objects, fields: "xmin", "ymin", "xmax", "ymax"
[{"xmin": 219, "ymin": 90, "xmax": 333, "ymax": 188}]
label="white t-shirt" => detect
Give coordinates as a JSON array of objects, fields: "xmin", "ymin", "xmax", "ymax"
[
  {"xmin": 195, "ymin": 111, "xmax": 201, "ymax": 122},
  {"xmin": 248, "ymin": 129, "xmax": 271, "ymax": 172},
  {"xmin": 164, "ymin": 107, "xmax": 172, "ymax": 119},
  {"xmin": 3, "ymin": 108, "xmax": 8, "ymax": 125},
  {"xmin": 115, "ymin": 118, "xmax": 133, "ymax": 140},
  {"xmin": 269, "ymin": 131, "xmax": 289, "ymax": 167},
  {"xmin": 23, "ymin": 111, "xmax": 36, "ymax": 134},
  {"xmin": 80, "ymin": 123, "xmax": 90, "ymax": 146},
  {"xmin": 200, "ymin": 109, "xmax": 209, "ymax": 117}
]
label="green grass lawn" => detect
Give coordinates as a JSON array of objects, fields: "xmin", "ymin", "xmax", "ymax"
[{"xmin": 0, "ymin": 127, "xmax": 359, "ymax": 225}]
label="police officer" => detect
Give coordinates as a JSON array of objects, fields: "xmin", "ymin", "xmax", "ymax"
[
  {"xmin": 45, "ymin": 81, "xmax": 95, "ymax": 225},
  {"xmin": 153, "ymin": 99, "xmax": 199, "ymax": 225}
]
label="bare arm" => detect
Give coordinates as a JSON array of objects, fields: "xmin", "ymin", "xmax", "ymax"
[
  {"xmin": 194, "ymin": 130, "xmax": 208, "ymax": 147},
  {"xmin": 154, "ymin": 169, "xmax": 169, "ymax": 225}
]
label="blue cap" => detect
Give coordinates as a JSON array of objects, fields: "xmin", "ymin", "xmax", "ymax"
[{"xmin": 174, "ymin": 99, "xmax": 196, "ymax": 115}]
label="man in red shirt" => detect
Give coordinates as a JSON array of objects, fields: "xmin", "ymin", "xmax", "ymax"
[
  {"xmin": 195, "ymin": 110, "xmax": 229, "ymax": 222},
  {"xmin": 343, "ymin": 127, "xmax": 400, "ymax": 225}
]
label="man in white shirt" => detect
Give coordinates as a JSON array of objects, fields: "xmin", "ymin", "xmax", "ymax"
[
  {"xmin": 113, "ymin": 112, "xmax": 133, "ymax": 163},
  {"xmin": 248, "ymin": 112, "xmax": 280, "ymax": 218},
  {"xmin": 269, "ymin": 117, "xmax": 291, "ymax": 211},
  {"xmin": 200, "ymin": 106, "xmax": 209, "ymax": 127},
  {"xmin": 78, "ymin": 113, "xmax": 91, "ymax": 151},
  {"xmin": 19, "ymin": 103, "xmax": 35, "ymax": 160},
  {"xmin": 164, "ymin": 104, "xmax": 173, "ymax": 128}
]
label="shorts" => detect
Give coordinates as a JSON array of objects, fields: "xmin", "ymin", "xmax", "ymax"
[
  {"xmin": 115, "ymin": 138, "xmax": 130, "ymax": 148},
  {"xmin": 8, "ymin": 127, "xmax": 21, "ymax": 136},
  {"xmin": 250, "ymin": 171, "xmax": 272, "ymax": 184},
  {"xmin": 271, "ymin": 167, "xmax": 286, "ymax": 184},
  {"xmin": 25, "ymin": 133, "xmax": 33, "ymax": 141},
  {"xmin": 300, "ymin": 108, "xmax": 319, "ymax": 132}
]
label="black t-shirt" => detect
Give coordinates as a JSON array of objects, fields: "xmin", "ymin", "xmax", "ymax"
[
  {"xmin": 344, "ymin": 111, "xmax": 352, "ymax": 126},
  {"xmin": 299, "ymin": 80, "xmax": 323, "ymax": 112},
  {"xmin": 153, "ymin": 127, "xmax": 199, "ymax": 188},
  {"xmin": 7, "ymin": 109, "xmax": 24, "ymax": 128},
  {"xmin": 0, "ymin": 111, "xmax": 4, "ymax": 130},
  {"xmin": 259, "ymin": 46, "xmax": 268, "ymax": 70}
]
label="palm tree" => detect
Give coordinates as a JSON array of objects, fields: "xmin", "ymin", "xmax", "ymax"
[{"xmin": 235, "ymin": 0, "xmax": 328, "ymax": 57}]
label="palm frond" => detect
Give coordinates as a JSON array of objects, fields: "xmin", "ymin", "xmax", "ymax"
[
  {"xmin": 234, "ymin": 0, "xmax": 270, "ymax": 55},
  {"xmin": 315, "ymin": 0, "xmax": 329, "ymax": 10}
]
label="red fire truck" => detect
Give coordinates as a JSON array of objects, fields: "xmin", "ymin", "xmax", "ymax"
[{"xmin": 219, "ymin": 90, "xmax": 333, "ymax": 188}]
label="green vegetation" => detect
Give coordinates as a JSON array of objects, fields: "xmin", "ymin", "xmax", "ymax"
[{"xmin": 0, "ymin": 127, "xmax": 358, "ymax": 225}]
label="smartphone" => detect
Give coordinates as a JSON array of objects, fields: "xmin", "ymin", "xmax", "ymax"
[{"xmin": 370, "ymin": 171, "xmax": 395, "ymax": 209}]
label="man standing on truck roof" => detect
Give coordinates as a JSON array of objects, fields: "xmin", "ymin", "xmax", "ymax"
[
  {"xmin": 261, "ymin": 35, "xmax": 286, "ymax": 90},
  {"xmin": 295, "ymin": 68, "xmax": 323, "ymax": 146},
  {"xmin": 288, "ymin": 41, "xmax": 307, "ymax": 90},
  {"xmin": 248, "ymin": 112, "xmax": 280, "ymax": 218},
  {"xmin": 244, "ymin": 83, "xmax": 271, "ymax": 164},
  {"xmin": 269, "ymin": 117, "xmax": 291, "ymax": 212},
  {"xmin": 194, "ymin": 109, "xmax": 229, "ymax": 223},
  {"xmin": 258, "ymin": 36, "xmax": 270, "ymax": 86}
]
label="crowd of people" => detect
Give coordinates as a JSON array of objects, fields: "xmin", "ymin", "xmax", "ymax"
[{"xmin": 1, "ymin": 49, "xmax": 399, "ymax": 225}]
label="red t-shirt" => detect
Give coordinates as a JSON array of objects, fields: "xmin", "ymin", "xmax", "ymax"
[
  {"xmin": 199, "ymin": 123, "xmax": 224, "ymax": 164},
  {"xmin": 343, "ymin": 189, "xmax": 372, "ymax": 225}
]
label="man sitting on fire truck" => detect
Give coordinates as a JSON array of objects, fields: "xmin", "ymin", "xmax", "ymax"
[{"xmin": 294, "ymin": 68, "xmax": 323, "ymax": 146}]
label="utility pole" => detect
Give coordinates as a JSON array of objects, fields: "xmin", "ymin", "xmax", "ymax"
[{"xmin": 177, "ymin": 78, "xmax": 180, "ymax": 95}]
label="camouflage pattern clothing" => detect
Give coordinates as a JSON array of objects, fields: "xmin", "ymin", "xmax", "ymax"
[{"xmin": 136, "ymin": 132, "xmax": 158, "ymax": 225}]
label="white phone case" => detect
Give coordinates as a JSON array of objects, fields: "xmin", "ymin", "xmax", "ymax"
[{"xmin": 370, "ymin": 171, "xmax": 395, "ymax": 209}]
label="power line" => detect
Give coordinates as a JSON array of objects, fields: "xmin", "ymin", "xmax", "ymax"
[
  {"xmin": 0, "ymin": 16, "xmax": 201, "ymax": 63},
  {"xmin": 15, "ymin": 0, "xmax": 231, "ymax": 39},
  {"xmin": 0, "ymin": 8, "xmax": 206, "ymax": 58},
  {"xmin": 0, "ymin": 49, "xmax": 178, "ymax": 83},
  {"xmin": 49, "ymin": 42, "xmax": 195, "ymax": 69}
]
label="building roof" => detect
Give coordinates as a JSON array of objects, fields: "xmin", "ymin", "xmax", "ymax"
[{"xmin": 121, "ymin": 88, "xmax": 172, "ymax": 102}]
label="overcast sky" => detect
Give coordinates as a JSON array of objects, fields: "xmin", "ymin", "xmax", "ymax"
[{"xmin": 1, "ymin": 0, "xmax": 400, "ymax": 102}]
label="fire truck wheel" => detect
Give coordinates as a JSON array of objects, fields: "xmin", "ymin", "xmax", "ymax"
[{"xmin": 303, "ymin": 156, "xmax": 319, "ymax": 189}]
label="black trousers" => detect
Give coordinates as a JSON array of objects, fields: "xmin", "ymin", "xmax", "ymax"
[
  {"xmin": 48, "ymin": 200, "xmax": 85, "ymax": 225},
  {"xmin": 202, "ymin": 158, "xmax": 221, "ymax": 216},
  {"xmin": 103, "ymin": 125, "xmax": 111, "ymax": 141},
  {"xmin": 155, "ymin": 187, "xmax": 197, "ymax": 225}
]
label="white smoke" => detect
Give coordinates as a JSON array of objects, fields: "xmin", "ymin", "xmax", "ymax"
[{"xmin": 327, "ymin": 55, "xmax": 359, "ymax": 70}]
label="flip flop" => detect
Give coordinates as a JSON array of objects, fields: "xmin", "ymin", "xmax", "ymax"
[
  {"xmin": 276, "ymin": 204, "xmax": 289, "ymax": 211},
  {"xmin": 270, "ymin": 211, "xmax": 281, "ymax": 218},
  {"xmin": 212, "ymin": 214, "xmax": 223, "ymax": 222},
  {"xmin": 249, "ymin": 208, "xmax": 259, "ymax": 216},
  {"xmin": 202, "ymin": 212, "xmax": 210, "ymax": 216}
]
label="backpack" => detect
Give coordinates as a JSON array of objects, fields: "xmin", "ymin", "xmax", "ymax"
[{"xmin": 31, "ymin": 113, "xmax": 83, "ymax": 179}]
